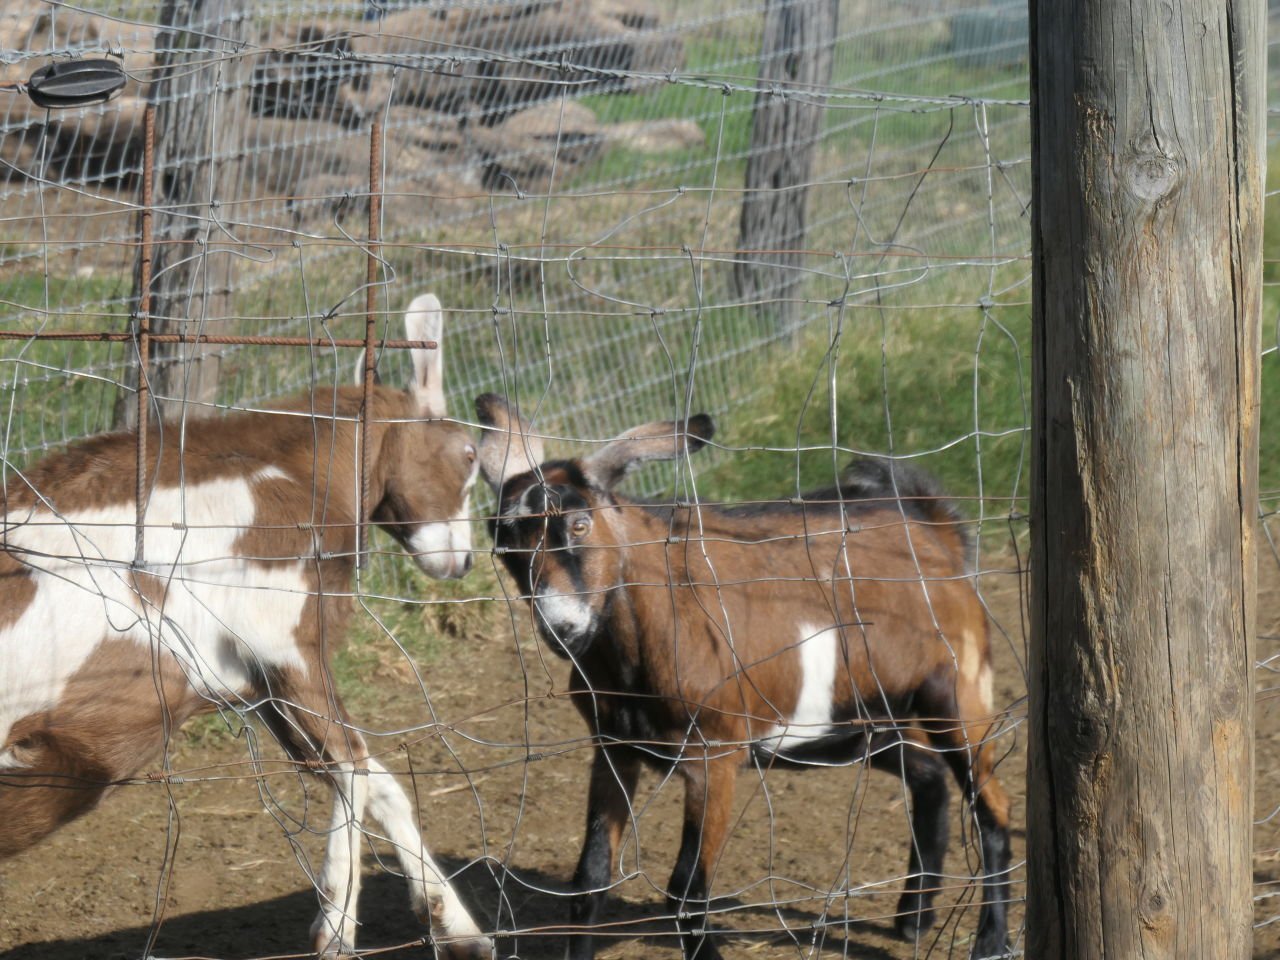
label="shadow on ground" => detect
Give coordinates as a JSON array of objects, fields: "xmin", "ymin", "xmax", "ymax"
[{"xmin": 0, "ymin": 854, "xmax": 911, "ymax": 960}]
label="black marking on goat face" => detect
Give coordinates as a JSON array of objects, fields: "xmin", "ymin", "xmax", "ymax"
[{"xmin": 490, "ymin": 464, "xmax": 614, "ymax": 659}]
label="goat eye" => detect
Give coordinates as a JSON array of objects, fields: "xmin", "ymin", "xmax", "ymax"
[
  {"xmin": 464, "ymin": 443, "xmax": 477, "ymax": 464},
  {"xmin": 570, "ymin": 518, "xmax": 590, "ymax": 539}
]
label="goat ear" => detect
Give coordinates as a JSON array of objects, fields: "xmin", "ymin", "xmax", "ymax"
[
  {"xmin": 475, "ymin": 393, "xmax": 545, "ymax": 492},
  {"xmin": 351, "ymin": 349, "xmax": 383, "ymax": 387},
  {"xmin": 404, "ymin": 293, "xmax": 445, "ymax": 416},
  {"xmin": 582, "ymin": 413, "xmax": 715, "ymax": 489}
]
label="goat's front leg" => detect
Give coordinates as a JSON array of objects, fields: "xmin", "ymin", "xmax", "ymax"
[
  {"xmin": 667, "ymin": 754, "xmax": 737, "ymax": 960},
  {"xmin": 364, "ymin": 758, "xmax": 493, "ymax": 959},
  {"xmin": 309, "ymin": 755, "xmax": 370, "ymax": 957},
  {"xmin": 567, "ymin": 746, "xmax": 641, "ymax": 960}
]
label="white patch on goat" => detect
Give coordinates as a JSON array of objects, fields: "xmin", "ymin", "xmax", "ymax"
[
  {"xmin": 364, "ymin": 757, "xmax": 491, "ymax": 949},
  {"xmin": 406, "ymin": 491, "xmax": 473, "ymax": 579},
  {"xmin": 977, "ymin": 662, "xmax": 994, "ymax": 714},
  {"xmin": 757, "ymin": 623, "xmax": 837, "ymax": 754},
  {"xmin": 533, "ymin": 588, "xmax": 594, "ymax": 644},
  {"xmin": 0, "ymin": 469, "xmax": 310, "ymax": 756},
  {"xmin": 958, "ymin": 629, "xmax": 982, "ymax": 682},
  {"xmin": 512, "ymin": 483, "xmax": 542, "ymax": 518}
]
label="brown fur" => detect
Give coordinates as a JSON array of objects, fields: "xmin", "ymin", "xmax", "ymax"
[
  {"xmin": 571, "ymin": 499, "xmax": 990, "ymax": 737},
  {"xmin": 0, "ymin": 637, "xmax": 199, "ymax": 858},
  {"xmin": 482, "ymin": 407, "xmax": 1011, "ymax": 959}
]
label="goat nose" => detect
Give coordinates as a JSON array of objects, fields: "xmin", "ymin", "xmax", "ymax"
[{"xmin": 458, "ymin": 552, "xmax": 474, "ymax": 576}]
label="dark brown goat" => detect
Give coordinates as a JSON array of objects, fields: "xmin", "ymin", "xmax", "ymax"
[{"xmin": 476, "ymin": 394, "xmax": 1011, "ymax": 960}]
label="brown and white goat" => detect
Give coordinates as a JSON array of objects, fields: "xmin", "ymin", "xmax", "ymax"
[
  {"xmin": 0, "ymin": 295, "xmax": 491, "ymax": 959},
  {"xmin": 476, "ymin": 394, "xmax": 1011, "ymax": 960}
]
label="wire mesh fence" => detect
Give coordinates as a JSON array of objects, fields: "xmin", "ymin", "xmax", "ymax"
[{"xmin": 0, "ymin": 0, "xmax": 1273, "ymax": 958}]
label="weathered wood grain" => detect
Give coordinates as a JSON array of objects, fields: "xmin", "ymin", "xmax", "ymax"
[
  {"xmin": 124, "ymin": 0, "xmax": 246, "ymax": 426},
  {"xmin": 1028, "ymin": 1, "xmax": 1263, "ymax": 956},
  {"xmin": 733, "ymin": 0, "xmax": 838, "ymax": 333}
]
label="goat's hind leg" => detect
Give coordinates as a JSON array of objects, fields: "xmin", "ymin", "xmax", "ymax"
[
  {"xmin": 0, "ymin": 742, "xmax": 111, "ymax": 858},
  {"xmin": 364, "ymin": 757, "xmax": 492, "ymax": 959},
  {"xmin": 259, "ymin": 681, "xmax": 371, "ymax": 958},
  {"xmin": 867, "ymin": 728, "xmax": 951, "ymax": 942},
  {"xmin": 0, "ymin": 697, "xmax": 169, "ymax": 859},
  {"xmin": 920, "ymin": 667, "xmax": 1012, "ymax": 960}
]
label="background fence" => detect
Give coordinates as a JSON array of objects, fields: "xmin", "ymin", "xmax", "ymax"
[
  {"xmin": 0, "ymin": 0, "xmax": 1030, "ymax": 459},
  {"xmin": 0, "ymin": 1, "xmax": 1276, "ymax": 958}
]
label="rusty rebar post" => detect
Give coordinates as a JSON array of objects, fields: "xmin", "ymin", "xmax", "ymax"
[
  {"xmin": 358, "ymin": 114, "xmax": 384, "ymax": 569},
  {"xmin": 134, "ymin": 103, "xmax": 156, "ymax": 568},
  {"xmin": 0, "ymin": 332, "xmax": 434, "ymax": 348}
]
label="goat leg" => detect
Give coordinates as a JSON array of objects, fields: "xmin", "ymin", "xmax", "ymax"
[
  {"xmin": 567, "ymin": 746, "xmax": 641, "ymax": 960},
  {"xmin": 867, "ymin": 730, "xmax": 952, "ymax": 941},
  {"xmin": 666, "ymin": 754, "xmax": 736, "ymax": 960}
]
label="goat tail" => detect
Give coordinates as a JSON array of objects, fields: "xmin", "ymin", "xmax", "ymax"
[{"xmin": 838, "ymin": 457, "xmax": 974, "ymax": 570}]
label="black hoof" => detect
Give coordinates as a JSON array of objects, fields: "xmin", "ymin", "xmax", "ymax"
[
  {"xmin": 893, "ymin": 904, "xmax": 937, "ymax": 941},
  {"xmin": 682, "ymin": 934, "xmax": 724, "ymax": 960},
  {"xmin": 970, "ymin": 932, "xmax": 1011, "ymax": 960}
]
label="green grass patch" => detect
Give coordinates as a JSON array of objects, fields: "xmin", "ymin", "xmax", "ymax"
[
  {"xmin": 330, "ymin": 551, "xmax": 507, "ymax": 713},
  {"xmin": 1, "ymin": 272, "xmax": 137, "ymax": 463},
  {"xmin": 1254, "ymin": 141, "xmax": 1280, "ymax": 497},
  {"xmin": 695, "ymin": 302, "xmax": 1030, "ymax": 513}
]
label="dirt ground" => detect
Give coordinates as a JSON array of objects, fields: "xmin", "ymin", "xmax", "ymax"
[{"xmin": 2, "ymin": 553, "xmax": 1279, "ymax": 960}]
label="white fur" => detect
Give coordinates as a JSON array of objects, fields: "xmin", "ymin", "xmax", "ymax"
[
  {"xmin": 311, "ymin": 759, "xmax": 370, "ymax": 957},
  {"xmin": 407, "ymin": 493, "xmax": 473, "ymax": 579},
  {"xmin": 978, "ymin": 662, "xmax": 994, "ymax": 714},
  {"xmin": 494, "ymin": 483, "xmax": 540, "ymax": 525},
  {"xmin": 0, "ymin": 468, "xmax": 310, "ymax": 755},
  {"xmin": 959, "ymin": 628, "xmax": 994, "ymax": 711},
  {"xmin": 958, "ymin": 629, "xmax": 982, "ymax": 681},
  {"xmin": 757, "ymin": 623, "xmax": 837, "ymax": 754},
  {"xmin": 516, "ymin": 484, "xmax": 541, "ymax": 517},
  {"xmin": 364, "ymin": 758, "xmax": 491, "ymax": 952},
  {"xmin": 533, "ymin": 588, "xmax": 594, "ymax": 644},
  {"xmin": 404, "ymin": 293, "xmax": 445, "ymax": 416}
]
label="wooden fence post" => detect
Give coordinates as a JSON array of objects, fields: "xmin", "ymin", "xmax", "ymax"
[
  {"xmin": 733, "ymin": 0, "xmax": 838, "ymax": 334},
  {"xmin": 122, "ymin": 0, "xmax": 246, "ymax": 427},
  {"xmin": 1028, "ymin": 1, "xmax": 1263, "ymax": 957}
]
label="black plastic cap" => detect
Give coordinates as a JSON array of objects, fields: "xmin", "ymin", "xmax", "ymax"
[{"xmin": 27, "ymin": 59, "xmax": 127, "ymax": 109}]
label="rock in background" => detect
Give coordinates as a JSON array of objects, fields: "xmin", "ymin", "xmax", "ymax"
[{"xmin": 0, "ymin": 0, "xmax": 688, "ymax": 206}]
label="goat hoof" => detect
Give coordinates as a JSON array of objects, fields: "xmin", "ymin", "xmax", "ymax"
[
  {"xmin": 683, "ymin": 938, "xmax": 724, "ymax": 960},
  {"xmin": 435, "ymin": 934, "xmax": 495, "ymax": 960},
  {"xmin": 313, "ymin": 940, "xmax": 356, "ymax": 960},
  {"xmin": 970, "ymin": 932, "xmax": 1011, "ymax": 960},
  {"xmin": 894, "ymin": 907, "xmax": 936, "ymax": 941},
  {"xmin": 311, "ymin": 916, "xmax": 356, "ymax": 959}
]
